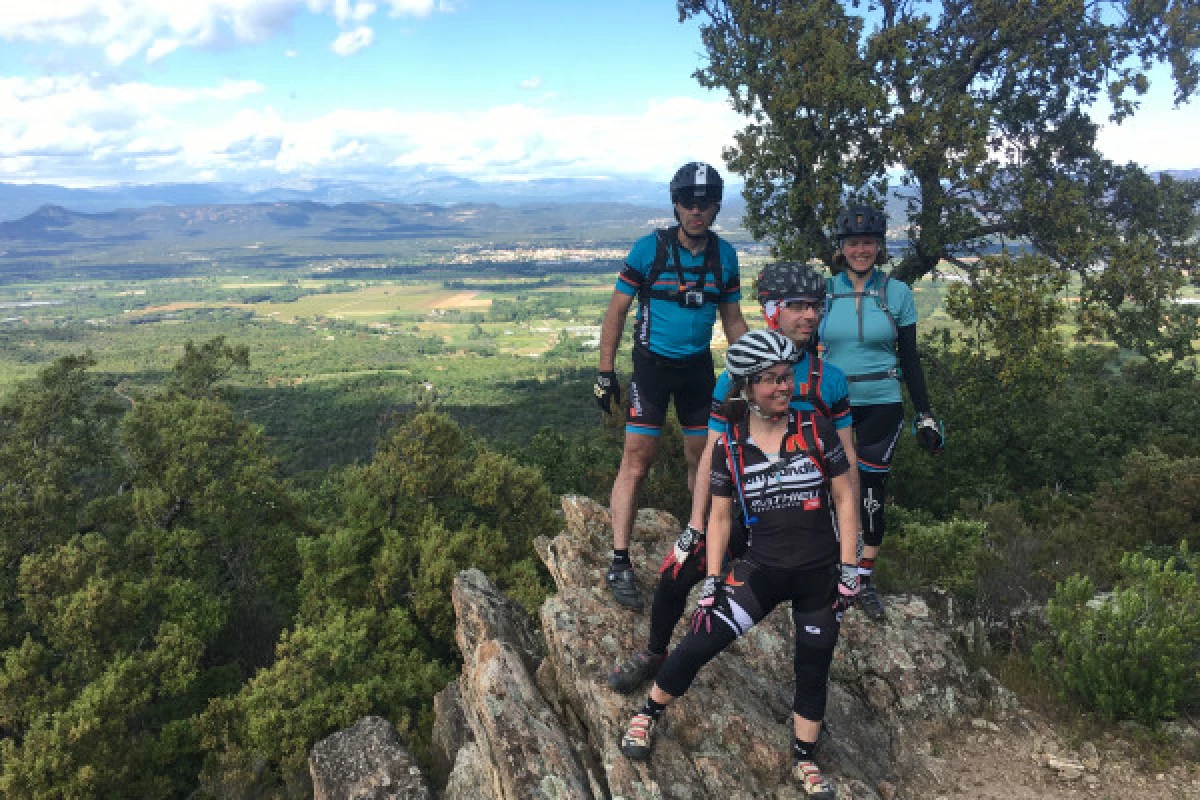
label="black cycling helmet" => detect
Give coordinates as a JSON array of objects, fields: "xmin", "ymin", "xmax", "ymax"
[
  {"xmin": 756, "ymin": 261, "xmax": 827, "ymax": 306},
  {"xmin": 725, "ymin": 329, "xmax": 800, "ymax": 380},
  {"xmin": 835, "ymin": 205, "xmax": 887, "ymax": 241},
  {"xmin": 670, "ymin": 162, "xmax": 724, "ymax": 205}
]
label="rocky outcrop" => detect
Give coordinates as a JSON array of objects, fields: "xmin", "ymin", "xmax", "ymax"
[
  {"xmin": 309, "ymin": 716, "xmax": 431, "ymax": 800},
  {"xmin": 429, "ymin": 496, "xmax": 1016, "ymax": 799}
]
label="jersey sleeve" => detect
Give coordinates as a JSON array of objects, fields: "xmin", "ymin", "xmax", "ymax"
[
  {"xmin": 709, "ymin": 437, "xmax": 734, "ymax": 498},
  {"xmin": 708, "ymin": 370, "xmax": 734, "ymax": 433},
  {"xmin": 815, "ymin": 415, "xmax": 850, "ymax": 478},
  {"xmin": 615, "ymin": 235, "xmax": 657, "ymax": 296},
  {"xmin": 718, "ymin": 240, "xmax": 742, "ymax": 303},
  {"xmin": 819, "ymin": 362, "xmax": 853, "ymax": 430},
  {"xmin": 890, "ymin": 277, "xmax": 918, "ymax": 326}
]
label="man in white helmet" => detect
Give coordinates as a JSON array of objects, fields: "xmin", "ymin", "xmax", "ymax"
[{"xmin": 593, "ymin": 161, "xmax": 749, "ymax": 611}]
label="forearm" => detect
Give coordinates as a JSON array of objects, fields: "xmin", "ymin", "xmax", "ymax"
[
  {"xmin": 831, "ymin": 474, "xmax": 860, "ymax": 564},
  {"xmin": 687, "ymin": 432, "xmax": 720, "ymax": 529},
  {"xmin": 706, "ymin": 497, "xmax": 733, "ymax": 576},
  {"xmin": 719, "ymin": 302, "xmax": 748, "ymax": 344},
  {"xmin": 598, "ymin": 293, "xmax": 633, "ymax": 371},
  {"xmin": 897, "ymin": 324, "xmax": 930, "ymax": 413},
  {"xmin": 835, "ymin": 426, "xmax": 860, "ymax": 498}
]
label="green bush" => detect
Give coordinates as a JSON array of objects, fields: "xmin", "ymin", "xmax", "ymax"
[
  {"xmin": 1035, "ymin": 549, "xmax": 1200, "ymax": 726},
  {"xmin": 875, "ymin": 511, "xmax": 995, "ymax": 614}
]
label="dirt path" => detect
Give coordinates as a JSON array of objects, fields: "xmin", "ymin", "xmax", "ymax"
[{"xmin": 895, "ymin": 710, "xmax": 1199, "ymax": 799}]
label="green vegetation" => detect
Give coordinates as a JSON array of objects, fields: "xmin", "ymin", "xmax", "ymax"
[
  {"xmin": 0, "ymin": 339, "xmax": 558, "ymax": 796},
  {"xmin": 0, "ymin": 213, "xmax": 1197, "ymax": 794},
  {"xmin": 1035, "ymin": 550, "xmax": 1199, "ymax": 726},
  {"xmin": 682, "ymin": 0, "xmax": 1200, "ymax": 362}
]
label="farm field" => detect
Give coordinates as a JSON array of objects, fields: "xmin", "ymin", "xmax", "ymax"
[{"xmin": 0, "ymin": 252, "xmax": 1144, "ymax": 475}]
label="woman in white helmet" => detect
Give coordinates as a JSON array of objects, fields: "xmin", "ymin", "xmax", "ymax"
[{"xmin": 618, "ymin": 329, "xmax": 860, "ymax": 799}]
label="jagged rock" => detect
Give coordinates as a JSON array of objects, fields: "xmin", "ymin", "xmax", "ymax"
[
  {"xmin": 308, "ymin": 716, "xmax": 430, "ymax": 800},
  {"xmin": 430, "ymin": 681, "xmax": 471, "ymax": 786},
  {"xmin": 526, "ymin": 496, "xmax": 1009, "ymax": 797},
  {"xmin": 443, "ymin": 743, "xmax": 496, "ymax": 800},
  {"xmin": 319, "ymin": 496, "xmax": 1025, "ymax": 798},
  {"xmin": 449, "ymin": 567, "xmax": 594, "ymax": 799}
]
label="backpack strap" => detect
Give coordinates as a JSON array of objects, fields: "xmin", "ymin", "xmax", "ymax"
[
  {"xmin": 638, "ymin": 227, "xmax": 724, "ymax": 306},
  {"xmin": 873, "ymin": 271, "xmax": 897, "ymax": 338},
  {"xmin": 722, "ymin": 416, "xmax": 758, "ymax": 530},
  {"xmin": 822, "ymin": 271, "xmax": 898, "ymax": 345},
  {"xmin": 795, "ymin": 355, "xmax": 832, "ymax": 417}
]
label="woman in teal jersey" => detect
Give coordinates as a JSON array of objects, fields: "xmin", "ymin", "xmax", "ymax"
[{"xmin": 818, "ymin": 205, "xmax": 943, "ymax": 621}]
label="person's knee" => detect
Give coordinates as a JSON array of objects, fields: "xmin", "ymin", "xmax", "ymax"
[
  {"xmin": 792, "ymin": 607, "xmax": 837, "ymax": 719},
  {"xmin": 617, "ymin": 437, "xmax": 659, "ymax": 481},
  {"xmin": 858, "ymin": 468, "xmax": 888, "ymax": 545}
]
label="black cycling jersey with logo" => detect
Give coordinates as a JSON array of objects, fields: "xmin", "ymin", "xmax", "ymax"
[{"xmin": 710, "ymin": 412, "xmax": 849, "ymax": 571}]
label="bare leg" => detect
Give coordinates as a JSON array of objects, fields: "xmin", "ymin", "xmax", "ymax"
[
  {"xmin": 610, "ymin": 432, "xmax": 660, "ymax": 551},
  {"xmin": 682, "ymin": 433, "xmax": 708, "ymax": 493}
]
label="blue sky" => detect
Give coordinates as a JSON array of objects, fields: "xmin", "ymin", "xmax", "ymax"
[{"xmin": 0, "ymin": 0, "xmax": 1195, "ymax": 188}]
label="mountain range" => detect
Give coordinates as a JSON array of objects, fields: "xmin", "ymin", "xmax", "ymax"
[{"xmin": 0, "ymin": 176, "xmax": 685, "ymax": 222}]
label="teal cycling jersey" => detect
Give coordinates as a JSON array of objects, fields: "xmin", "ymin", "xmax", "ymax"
[
  {"xmin": 819, "ymin": 270, "xmax": 917, "ymax": 406},
  {"xmin": 615, "ymin": 231, "xmax": 742, "ymax": 359},
  {"xmin": 708, "ymin": 351, "xmax": 852, "ymax": 434}
]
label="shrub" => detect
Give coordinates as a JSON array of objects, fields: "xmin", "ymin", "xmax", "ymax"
[{"xmin": 1034, "ymin": 549, "xmax": 1200, "ymax": 726}]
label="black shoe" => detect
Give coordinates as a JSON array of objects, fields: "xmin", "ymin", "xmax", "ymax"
[
  {"xmin": 608, "ymin": 649, "xmax": 667, "ymax": 694},
  {"xmin": 606, "ymin": 565, "xmax": 644, "ymax": 611},
  {"xmin": 858, "ymin": 577, "xmax": 887, "ymax": 622}
]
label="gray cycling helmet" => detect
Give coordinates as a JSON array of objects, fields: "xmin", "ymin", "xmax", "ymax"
[
  {"xmin": 670, "ymin": 162, "xmax": 724, "ymax": 204},
  {"xmin": 756, "ymin": 261, "xmax": 827, "ymax": 305},
  {"xmin": 835, "ymin": 205, "xmax": 887, "ymax": 241},
  {"xmin": 725, "ymin": 329, "xmax": 800, "ymax": 380}
]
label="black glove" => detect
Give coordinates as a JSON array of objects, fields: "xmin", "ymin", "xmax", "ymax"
[
  {"xmin": 833, "ymin": 563, "xmax": 859, "ymax": 619},
  {"xmin": 594, "ymin": 370, "xmax": 621, "ymax": 415},
  {"xmin": 690, "ymin": 575, "xmax": 732, "ymax": 634},
  {"xmin": 914, "ymin": 412, "xmax": 944, "ymax": 455}
]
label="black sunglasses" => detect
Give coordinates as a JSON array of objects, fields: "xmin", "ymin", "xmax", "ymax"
[{"xmin": 677, "ymin": 197, "xmax": 718, "ymax": 211}]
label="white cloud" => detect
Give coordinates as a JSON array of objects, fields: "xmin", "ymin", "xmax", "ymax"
[
  {"xmin": 146, "ymin": 38, "xmax": 183, "ymax": 62},
  {"xmin": 519, "ymin": 76, "xmax": 543, "ymax": 90},
  {"xmin": 330, "ymin": 25, "xmax": 373, "ymax": 55},
  {"xmin": 1093, "ymin": 102, "xmax": 1200, "ymax": 171},
  {"xmin": 381, "ymin": 0, "xmax": 446, "ymax": 16},
  {"xmin": 0, "ymin": 76, "xmax": 742, "ymax": 186},
  {"xmin": 5, "ymin": 69, "xmax": 1194, "ymax": 190},
  {"xmin": 0, "ymin": 0, "xmax": 445, "ymax": 63}
]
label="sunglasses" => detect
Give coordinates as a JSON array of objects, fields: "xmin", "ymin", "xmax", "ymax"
[
  {"xmin": 748, "ymin": 371, "xmax": 794, "ymax": 386},
  {"xmin": 677, "ymin": 197, "xmax": 718, "ymax": 212},
  {"xmin": 779, "ymin": 299, "xmax": 822, "ymax": 311}
]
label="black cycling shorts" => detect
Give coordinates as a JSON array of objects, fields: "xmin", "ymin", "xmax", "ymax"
[{"xmin": 625, "ymin": 346, "xmax": 715, "ymax": 438}]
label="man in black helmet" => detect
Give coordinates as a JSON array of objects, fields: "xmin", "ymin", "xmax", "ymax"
[{"xmin": 594, "ymin": 161, "xmax": 749, "ymax": 611}]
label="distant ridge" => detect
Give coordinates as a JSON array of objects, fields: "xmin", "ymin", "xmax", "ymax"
[{"xmin": 0, "ymin": 176, "xmax": 695, "ymax": 221}]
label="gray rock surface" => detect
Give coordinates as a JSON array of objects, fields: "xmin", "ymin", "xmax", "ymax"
[
  {"xmin": 309, "ymin": 716, "xmax": 431, "ymax": 800},
  {"xmin": 316, "ymin": 496, "xmax": 1198, "ymax": 799},
  {"xmin": 437, "ymin": 495, "xmax": 1014, "ymax": 798}
]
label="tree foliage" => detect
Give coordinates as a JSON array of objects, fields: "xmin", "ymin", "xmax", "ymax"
[
  {"xmin": 195, "ymin": 409, "xmax": 557, "ymax": 794},
  {"xmin": 680, "ymin": 0, "xmax": 1200, "ymax": 361}
]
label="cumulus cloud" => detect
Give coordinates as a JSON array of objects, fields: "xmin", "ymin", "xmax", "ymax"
[
  {"xmin": 0, "ymin": 0, "xmax": 447, "ymax": 63},
  {"xmin": 519, "ymin": 76, "xmax": 543, "ymax": 90},
  {"xmin": 330, "ymin": 25, "xmax": 373, "ymax": 55},
  {"xmin": 380, "ymin": 0, "xmax": 447, "ymax": 16},
  {"xmin": 0, "ymin": 75, "xmax": 742, "ymax": 186}
]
